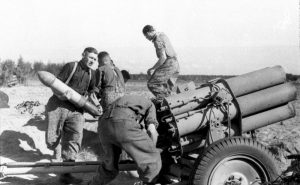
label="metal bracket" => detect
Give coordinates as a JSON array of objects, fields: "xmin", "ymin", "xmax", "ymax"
[
  {"xmin": 208, "ymin": 118, "xmax": 226, "ymax": 144},
  {"xmin": 213, "ymin": 88, "xmax": 233, "ymax": 105}
]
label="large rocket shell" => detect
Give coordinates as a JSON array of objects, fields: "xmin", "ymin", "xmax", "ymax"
[
  {"xmin": 37, "ymin": 71, "xmax": 101, "ymax": 116},
  {"xmin": 226, "ymin": 65, "xmax": 286, "ymax": 96},
  {"xmin": 237, "ymin": 83, "xmax": 297, "ymax": 116},
  {"xmin": 241, "ymin": 103, "xmax": 295, "ymax": 132},
  {"xmin": 176, "ymin": 103, "xmax": 237, "ymax": 136},
  {"xmin": 165, "ymin": 83, "xmax": 226, "ymax": 116},
  {"xmin": 175, "ymin": 83, "xmax": 296, "ymax": 136},
  {"xmin": 164, "ymin": 66, "xmax": 286, "ymax": 116}
]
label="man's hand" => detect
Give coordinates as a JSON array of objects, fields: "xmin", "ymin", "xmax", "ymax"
[
  {"xmin": 64, "ymin": 90, "xmax": 72, "ymax": 100},
  {"xmin": 147, "ymin": 68, "xmax": 155, "ymax": 76},
  {"xmin": 96, "ymin": 104, "xmax": 103, "ymax": 116},
  {"xmin": 147, "ymin": 123, "xmax": 158, "ymax": 145}
]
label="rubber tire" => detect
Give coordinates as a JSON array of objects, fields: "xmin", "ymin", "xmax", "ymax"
[{"xmin": 190, "ymin": 136, "xmax": 279, "ymax": 185}]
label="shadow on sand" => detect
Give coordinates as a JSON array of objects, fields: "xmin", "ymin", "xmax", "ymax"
[
  {"xmin": 1, "ymin": 175, "xmax": 61, "ymax": 185},
  {"xmin": 25, "ymin": 115, "xmax": 47, "ymax": 132},
  {"xmin": 0, "ymin": 130, "xmax": 52, "ymax": 162},
  {"xmin": 24, "ymin": 114, "xmax": 102, "ymax": 158}
]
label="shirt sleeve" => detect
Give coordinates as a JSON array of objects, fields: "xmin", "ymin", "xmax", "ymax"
[
  {"xmin": 154, "ymin": 35, "xmax": 166, "ymax": 58},
  {"xmin": 96, "ymin": 68, "xmax": 104, "ymax": 92},
  {"xmin": 57, "ymin": 62, "xmax": 73, "ymax": 82},
  {"xmin": 114, "ymin": 67, "xmax": 125, "ymax": 90},
  {"xmin": 144, "ymin": 102, "xmax": 159, "ymax": 129}
]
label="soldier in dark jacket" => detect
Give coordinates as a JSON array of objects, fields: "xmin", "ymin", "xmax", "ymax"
[
  {"xmin": 96, "ymin": 51, "xmax": 126, "ymax": 112},
  {"xmin": 88, "ymin": 95, "xmax": 161, "ymax": 185},
  {"xmin": 45, "ymin": 47, "xmax": 98, "ymax": 184}
]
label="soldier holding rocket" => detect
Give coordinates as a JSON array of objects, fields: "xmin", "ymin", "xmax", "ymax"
[{"xmin": 45, "ymin": 47, "xmax": 98, "ymax": 184}]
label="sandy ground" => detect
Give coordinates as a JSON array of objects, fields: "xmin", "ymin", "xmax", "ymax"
[
  {"xmin": 0, "ymin": 81, "xmax": 146, "ymax": 185},
  {"xmin": 0, "ymin": 80, "xmax": 299, "ymax": 184}
]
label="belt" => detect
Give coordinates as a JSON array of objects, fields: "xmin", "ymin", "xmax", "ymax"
[{"xmin": 104, "ymin": 106, "xmax": 139, "ymax": 121}]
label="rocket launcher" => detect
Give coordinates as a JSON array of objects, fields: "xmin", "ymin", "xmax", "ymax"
[
  {"xmin": 156, "ymin": 66, "xmax": 297, "ymax": 153},
  {"xmin": 0, "ymin": 66, "xmax": 296, "ymax": 177}
]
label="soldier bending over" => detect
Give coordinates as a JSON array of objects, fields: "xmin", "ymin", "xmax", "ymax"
[{"xmin": 88, "ymin": 95, "xmax": 161, "ymax": 185}]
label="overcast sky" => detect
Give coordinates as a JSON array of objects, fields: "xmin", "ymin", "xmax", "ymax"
[{"xmin": 0, "ymin": 0, "xmax": 299, "ymax": 75}]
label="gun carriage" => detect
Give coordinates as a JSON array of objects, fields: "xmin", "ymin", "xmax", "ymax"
[{"xmin": 0, "ymin": 66, "xmax": 297, "ymax": 185}]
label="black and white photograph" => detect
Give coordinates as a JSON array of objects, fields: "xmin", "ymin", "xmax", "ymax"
[{"xmin": 0, "ymin": 0, "xmax": 299, "ymax": 184}]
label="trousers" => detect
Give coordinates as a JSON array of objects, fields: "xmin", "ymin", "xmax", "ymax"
[
  {"xmin": 45, "ymin": 95, "xmax": 84, "ymax": 161},
  {"xmin": 89, "ymin": 117, "xmax": 161, "ymax": 185},
  {"xmin": 147, "ymin": 57, "xmax": 179, "ymax": 100}
]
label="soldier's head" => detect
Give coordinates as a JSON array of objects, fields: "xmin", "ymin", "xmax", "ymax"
[
  {"xmin": 142, "ymin": 25, "xmax": 156, "ymax": 41},
  {"xmin": 121, "ymin": 70, "xmax": 131, "ymax": 83},
  {"xmin": 98, "ymin": 51, "xmax": 113, "ymax": 67},
  {"xmin": 82, "ymin": 47, "xmax": 98, "ymax": 69}
]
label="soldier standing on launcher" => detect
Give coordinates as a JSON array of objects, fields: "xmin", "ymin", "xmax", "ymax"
[
  {"xmin": 45, "ymin": 47, "xmax": 98, "ymax": 184},
  {"xmin": 88, "ymin": 95, "xmax": 161, "ymax": 185},
  {"xmin": 143, "ymin": 25, "xmax": 180, "ymax": 101}
]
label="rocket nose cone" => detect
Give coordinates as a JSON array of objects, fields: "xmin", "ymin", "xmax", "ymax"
[{"xmin": 37, "ymin": 71, "xmax": 55, "ymax": 87}]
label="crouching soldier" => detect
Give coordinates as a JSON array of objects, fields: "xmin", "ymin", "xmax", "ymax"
[
  {"xmin": 87, "ymin": 95, "xmax": 162, "ymax": 185},
  {"xmin": 45, "ymin": 47, "xmax": 98, "ymax": 184}
]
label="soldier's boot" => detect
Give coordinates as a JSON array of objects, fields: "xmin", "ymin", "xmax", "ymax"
[{"xmin": 51, "ymin": 144, "xmax": 62, "ymax": 162}]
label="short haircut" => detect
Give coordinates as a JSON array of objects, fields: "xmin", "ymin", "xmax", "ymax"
[
  {"xmin": 121, "ymin": 70, "xmax": 131, "ymax": 82},
  {"xmin": 83, "ymin": 47, "xmax": 98, "ymax": 55},
  {"xmin": 98, "ymin": 51, "xmax": 110, "ymax": 60},
  {"xmin": 142, "ymin": 25, "xmax": 155, "ymax": 35}
]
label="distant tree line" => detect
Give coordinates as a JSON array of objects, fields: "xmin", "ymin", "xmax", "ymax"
[
  {"xmin": 0, "ymin": 56, "xmax": 299, "ymax": 86},
  {"xmin": 0, "ymin": 56, "xmax": 64, "ymax": 86}
]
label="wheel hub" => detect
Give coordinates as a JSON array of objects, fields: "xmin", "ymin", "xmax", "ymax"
[
  {"xmin": 224, "ymin": 172, "xmax": 248, "ymax": 185},
  {"xmin": 208, "ymin": 156, "xmax": 267, "ymax": 185}
]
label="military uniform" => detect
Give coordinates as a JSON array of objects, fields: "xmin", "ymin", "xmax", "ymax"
[
  {"xmin": 88, "ymin": 95, "xmax": 161, "ymax": 185},
  {"xmin": 46, "ymin": 61, "xmax": 96, "ymax": 161},
  {"xmin": 96, "ymin": 65, "xmax": 125, "ymax": 112},
  {"xmin": 148, "ymin": 32, "xmax": 180, "ymax": 100}
]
